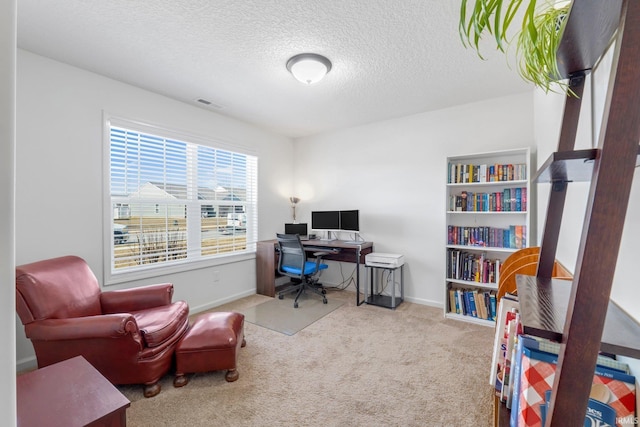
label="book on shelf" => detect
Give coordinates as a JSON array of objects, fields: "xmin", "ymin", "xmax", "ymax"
[
  {"xmin": 508, "ymin": 335, "xmax": 636, "ymax": 427},
  {"xmin": 447, "ymin": 225, "xmax": 527, "ymax": 249},
  {"xmin": 460, "ymin": 291, "xmax": 475, "ymax": 317},
  {"xmin": 448, "ymin": 162, "xmax": 527, "ymax": 184},
  {"xmin": 447, "ymin": 287, "xmax": 497, "ymax": 320},
  {"xmin": 489, "ymin": 296, "xmax": 520, "ymax": 389},
  {"xmin": 510, "ymin": 333, "xmax": 527, "ymax": 426},
  {"xmin": 448, "ymin": 187, "xmax": 527, "ymax": 213},
  {"xmin": 500, "ymin": 310, "xmax": 522, "ymax": 404},
  {"xmin": 475, "ymin": 290, "xmax": 487, "ymax": 320},
  {"xmin": 539, "ymin": 391, "xmax": 618, "ymax": 427},
  {"xmin": 447, "ymin": 249, "xmax": 500, "ymax": 284},
  {"xmin": 456, "ymin": 290, "xmax": 465, "ymax": 315},
  {"xmin": 448, "ymin": 289, "xmax": 458, "ymax": 314}
]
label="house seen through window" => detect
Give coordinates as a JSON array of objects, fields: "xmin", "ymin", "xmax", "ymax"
[{"xmin": 108, "ymin": 119, "xmax": 257, "ymax": 278}]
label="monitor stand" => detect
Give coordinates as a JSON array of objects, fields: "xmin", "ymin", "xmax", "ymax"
[{"xmin": 320, "ymin": 231, "xmax": 336, "ymax": 241}]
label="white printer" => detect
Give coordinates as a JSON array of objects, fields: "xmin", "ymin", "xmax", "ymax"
[{"xmin": 365, "ymin": 252, "xmax": 405, "ymax": 268}]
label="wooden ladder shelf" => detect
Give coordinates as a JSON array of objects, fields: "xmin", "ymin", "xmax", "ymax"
[{"xmin": 507, "ymin": 0, "xmax": 640, "ymax": 425}]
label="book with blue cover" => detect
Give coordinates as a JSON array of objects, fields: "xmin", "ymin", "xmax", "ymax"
[
  {"xmin": 509, "ymin": 334, "xmax": 634, "ymax": 427},
  {"xmin": 540, "ymin": 392, "xmax": 616, "ymax": 427}
]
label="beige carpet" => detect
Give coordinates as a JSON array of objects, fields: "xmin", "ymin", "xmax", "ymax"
[
  {"xmin": 118, "ymin": 289, "xmax": 495, "ymax": 427},
  {"xmin": 239, "ymin": 291, "xmax": 344, "ymax": 335}
]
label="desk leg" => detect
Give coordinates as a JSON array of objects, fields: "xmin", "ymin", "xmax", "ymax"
[
  {"xmin": 256, "ymin": 241, "xmax": 276, "ymax": 297},
  {"xmin": 391, "ymin": 268, "xmax": 396, "ymax": 309},
  {"xmin": 358, "ymin": 249, "xmax": 362, "ymax": 305}
]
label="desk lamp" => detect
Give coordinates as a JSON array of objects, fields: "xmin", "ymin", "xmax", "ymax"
[{"xmin": 289, "ymin": 197, "xmax": 300, "ymax": 223}]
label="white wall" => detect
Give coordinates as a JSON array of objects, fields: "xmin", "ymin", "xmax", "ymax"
[
  {"xmin": 534, "ymin": 45, "xmax": 640, "ymax": 372},
  {"xmin": 293, "ymin": 92, "xmax": 535, "ymax": 306},
  {"xmin": 2, "ymin": 0, "xmax": 17, "ymax": 425},
  {"xmin": 15, "ymin": 50, "xmax": 294, "ymax": 370}
]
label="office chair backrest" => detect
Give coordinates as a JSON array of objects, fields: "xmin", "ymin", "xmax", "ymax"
[{"xmin": 276, "ymin": 233, "xmax": 306, "ymax": 278}]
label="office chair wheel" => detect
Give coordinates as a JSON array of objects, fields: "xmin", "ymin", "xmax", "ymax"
[
  {"xmin": 321, "ymin": 289, "xmax": 326, "ymax": 294},
  {"xmin": 322, "ymin": 297, "xmax": 327, "ymax": 304},
  {"xmin": 278, "ymin": 295, "xmax": 284, "ymax": 300},
  {"xmin": 294, "ymin": 302, "xmax": 299, "ymax": 308}
]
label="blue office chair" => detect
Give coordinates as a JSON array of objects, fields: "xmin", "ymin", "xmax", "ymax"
[{"xmin": 276, "ymin": 233, "xmax": 329, "ymax": 308}]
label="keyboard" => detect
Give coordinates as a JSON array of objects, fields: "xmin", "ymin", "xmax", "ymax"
[{"xmin": 305, "ymin": 246, "xmax": 341, "ymax": 253}]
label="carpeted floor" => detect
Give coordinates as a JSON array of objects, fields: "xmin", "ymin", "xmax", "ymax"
[{"xmin": 118, "ymin": 289, "xmax": 495, "ymax": 426}]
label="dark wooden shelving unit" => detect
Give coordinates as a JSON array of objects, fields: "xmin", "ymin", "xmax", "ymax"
[
  {"xmin": 533, "ymin": 147, "xmax": 640, "ymax": 184},
  {"xmin": 555, "ymin": 0, "xmax": 623, "ymax": 79},
  {"xmin": 496, "ymin": 0, "xmax": 640, "ymax": 425},
  {"xmin": 532, "ymin": 148, "xmax": 598, "ymax": 184},
  {"xmin": 516, "ymin": 275, "xmax": 640, "ymax": 359}
]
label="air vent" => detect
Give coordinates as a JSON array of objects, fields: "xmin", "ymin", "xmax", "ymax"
[{"xmin": 194, "ymin": 98, "xmax": 224, "ymax": 110}]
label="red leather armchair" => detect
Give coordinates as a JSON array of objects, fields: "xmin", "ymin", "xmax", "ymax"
[{"xmin": 15, "ymin": 255, "xmax": 189, "ymax": 397}]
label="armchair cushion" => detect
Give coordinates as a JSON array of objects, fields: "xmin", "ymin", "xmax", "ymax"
[{"xmin": 132, "ymin": 301, "xmax": 189, "ymax": 348}]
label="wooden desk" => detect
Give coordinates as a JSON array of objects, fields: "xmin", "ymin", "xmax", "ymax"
[
  {"xmin": 17, "ymin": 356, "xmax": 130, "ymax": 427},
  {"xmin": 256, "ymin": 239, "xmax": 374, "ymax": 305}
]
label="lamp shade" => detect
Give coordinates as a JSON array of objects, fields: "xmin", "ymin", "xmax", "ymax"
[{"xmin": 286, "ymin": 53, "xmax": 332, "ymax": 85}]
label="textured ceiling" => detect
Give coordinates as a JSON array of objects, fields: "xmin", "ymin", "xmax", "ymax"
[{"xmin": 17, "ymin": 0, "xmax": 532, "ymax": 138}]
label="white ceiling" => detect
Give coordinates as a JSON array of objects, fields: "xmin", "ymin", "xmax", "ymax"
[{"xmin": 17, "ymin": 0, "xmax": 532, "ymax": 138}]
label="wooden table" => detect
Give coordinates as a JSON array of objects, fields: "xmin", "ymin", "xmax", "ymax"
[
  {"xmin": 17, "ymin": 356, "xmax": 130, "ymax": 427},
  {"xmin": 256, "ymin": 239, "xmax": 374, "ymax": 305}
]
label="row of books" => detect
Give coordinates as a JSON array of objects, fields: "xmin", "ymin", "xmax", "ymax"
[
  {"xmin": 447, "ymin": 249, "xmax": 500, "ymax": 284},
  {"xmin": 448, "ymin": 287, "xmax": 497, "ymax": 321},
  {"xmin": 448, "ymin": 162, "xmax": 527, "ymax": 184},
  {"xmin": 448, "ymin": 187, "xmax": 527, "ymax": 212},
  {"xmin": 447, "ymin": 225, "xmax": 527, "ymax": 249},
  {"xmin": 491, "ymin": 295, "xmax": 637, "ymax": 427}
]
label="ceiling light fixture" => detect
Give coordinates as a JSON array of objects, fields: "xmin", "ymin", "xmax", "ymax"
[{"xmin": 286, "ymin": 53, "xmax": 332, "ymax": 85}]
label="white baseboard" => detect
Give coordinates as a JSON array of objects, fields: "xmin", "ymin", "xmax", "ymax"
[
  {"xmin": 189, "ymin": 288, "xmax": 256, "ymax": 314},
  {"xmin": 17, "ymin": 356, "xmax": 37, "ymax": 373}
]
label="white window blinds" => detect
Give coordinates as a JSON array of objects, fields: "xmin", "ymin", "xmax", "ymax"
[{"xmin": 107, "ymin": 119, "xmax": 258, "ymax": 278}]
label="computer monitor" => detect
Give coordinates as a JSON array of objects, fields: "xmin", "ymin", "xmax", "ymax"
[
  {"xmin": 284, "ymin": 223, "xmax": 308, "ymax": 237},
  {"xmin": 311, "ymin": 210, "xmax": 340, "ymax": 230},
  {"xmin": 339, "ymin": 210, "xmax": 359, "ymax": 231}
]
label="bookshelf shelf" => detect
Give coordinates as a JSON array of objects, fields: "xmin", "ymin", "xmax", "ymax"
[
  {"xmin": 555, "ymin": 0, "xmax": 623, "ymax": 79},
  {"xmin": 533, "ymin": 148, "xmax": 598, "ymax": 183},
  {"xmin": 516, "ymin": 275, "xmax": 640, "ymax": 359},
  {"xmin": 446, "ymin": 245, "xmax": 518, "ymax": 254},
  {"xmin": 444, "ymin": 312, "xmax": 495, "ymax": 327},
  {"xmin": 534, "ymin": 147, "xmax": 640, "ymax": 184},
  {"xmin": 447, "ymin": 180, "xmax": 529, "ymax": 188},
  {"xmin": 445, "ymin": 148, "xmax": 532, "ymax": 325},
  {"xmin": 447, "ymin": 278, "xmax": 497, "ymax": 290},
  {"xmin": 447, "ymin": 211, "xmax": 527, "ymax": 215}
]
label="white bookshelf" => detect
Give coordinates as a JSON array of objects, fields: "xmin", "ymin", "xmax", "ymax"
[{"xmin": 444, "ymin": 147, "xmax": 532, "ymax": 325}]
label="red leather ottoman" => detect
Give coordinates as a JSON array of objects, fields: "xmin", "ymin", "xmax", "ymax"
[{"xmin": 173, "ymin": 311, "xmax": 246, "ymax": 387}]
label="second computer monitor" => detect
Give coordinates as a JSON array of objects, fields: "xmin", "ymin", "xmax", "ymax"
[
  {"xmin": 311, "ymin": 211, "xmax": 341, "ymax": 231},
  {"xmin": 339, "ymin": 210, "xmax": 359, "ymax": 231}
]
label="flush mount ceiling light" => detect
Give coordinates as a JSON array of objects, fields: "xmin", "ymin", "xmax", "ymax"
[{"xmin": 286, "ymin": 53, "xmax": 332, "ymax": 85}]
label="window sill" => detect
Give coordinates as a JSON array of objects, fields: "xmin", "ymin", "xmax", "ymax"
[{"xmin": 104, "ymin": 251, "xmax": 256, "ymax": 286}]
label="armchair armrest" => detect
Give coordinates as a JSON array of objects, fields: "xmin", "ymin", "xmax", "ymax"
[
  {"xmin": 24, "ymin": 314, "xmax": 142, "ymax": 344},
  {"xmin": 101, "ymin": 283, "xmax": 174, "ymax": 314}
]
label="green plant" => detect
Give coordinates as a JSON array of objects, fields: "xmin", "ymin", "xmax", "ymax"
[{"xmin": 459, "ymin": 0, "xmax": 571, "ymax": 94}]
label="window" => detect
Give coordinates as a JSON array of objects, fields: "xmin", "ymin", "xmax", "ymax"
[{"xmin": 106, "ymin": 116, "xmax": 258, "ymax": 282}]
